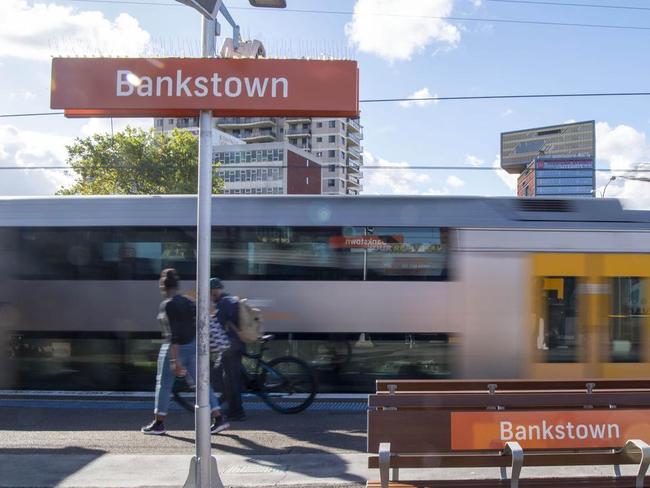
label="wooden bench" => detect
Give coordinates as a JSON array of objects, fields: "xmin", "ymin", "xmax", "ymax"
[{"xmin": 367, "ymin": 379, "xmax": 650, "ymax": 488}]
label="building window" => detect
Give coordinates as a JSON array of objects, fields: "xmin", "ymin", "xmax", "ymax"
[
  {"xmin": 302, "ymin": 123, "xmax": 310, "ymax": 129},
  {"xmin": 329, "ymin": 120, "xmax": 336, "ymax": 128},
  {"xmin": 329, "ymin": 164, "xmax": 335, "ymax": 172},
  {"xmin": 316, "ymin": 152, "xmax": 323, "ymax": 157},
  {"xmin": 328, "ymin": 150, "xmax": 336, "ymax": 158},
  {"xmin": 328, "ymin": 135, "xmax": 336, "ymax": 143},
  {"xmin": 168, "ymin": 119, "xmax": 174, "ymax": 124},
  {"xmin": 306, "ymin": 177, "xmax": 310, "ymax": 185},
  {"xmin": 316, "ymin": 137, "xmax": 322, "ymax": 142},
  {"xmin": 316, "ymin": 122, "xmax": 323, "ymax": 128},
  {"xmin": 328, "ymin": 179, "xmax": 335, "ymax": 187}
]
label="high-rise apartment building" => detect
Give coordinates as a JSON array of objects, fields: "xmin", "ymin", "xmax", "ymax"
[{"xmin": 155, "ymin": 115, "xmax": 363, "ymax": 195}]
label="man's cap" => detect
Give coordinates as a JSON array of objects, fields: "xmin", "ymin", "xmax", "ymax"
[{"xmin": 210, "ymin": 277, "xmax": 224, "ymax": 290}]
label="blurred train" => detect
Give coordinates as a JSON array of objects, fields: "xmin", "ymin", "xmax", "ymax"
[{"xmin": 1, "ymin": 195, "xmax": 650, "ymax": 392}]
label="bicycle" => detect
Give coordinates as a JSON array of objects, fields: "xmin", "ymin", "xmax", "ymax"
[{"xmin": 173, "ymin": 334, "xmax": 318, "ymax": 415}]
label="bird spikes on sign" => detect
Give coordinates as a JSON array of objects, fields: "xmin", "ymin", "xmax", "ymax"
[{"xmin": 48, "ymin": 37, "xmax": 355, "ymax": 61}]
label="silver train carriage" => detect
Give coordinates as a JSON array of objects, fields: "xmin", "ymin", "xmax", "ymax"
[{"xmin": 1, "ymin": 195, "xmax": 650, "ymax": 392}]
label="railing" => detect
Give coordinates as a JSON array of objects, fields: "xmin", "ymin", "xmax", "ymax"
[
  {"xmin": 241, "ymin": 130, "xmax": 277, "ymax": 140},
  {"xmin": 218, "ymin": 117, "xmax": 276, "ymax": 127},
  {"xmin": 286, "ymin": 128, "xmax": 312, "ymax": 136},
  {"xmin": 347, "ymin": 118, "xmax": 362, "ymax": 132},
  {"xmin": 348, "ymin": 146, "xmax": 362, "ymax": 158},
  {"xmin": 347, "ymin": 131, "xmax": 362, "ymax": 144}
]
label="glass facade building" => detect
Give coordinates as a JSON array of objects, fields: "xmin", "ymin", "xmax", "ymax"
[{"xmin": 501, "ymin": 121, "xmax": 596, "ymax": 198}]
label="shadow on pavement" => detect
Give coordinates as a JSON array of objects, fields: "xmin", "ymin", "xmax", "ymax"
[
  {"xmin": 166, "ymin": 431, "xmax": 367, "ymax": 485},
  {"xmin": 0, "ymin": 446, "xmax": 106, "ymax": 488}
]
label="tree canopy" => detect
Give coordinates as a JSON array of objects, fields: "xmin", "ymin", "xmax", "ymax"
[{"xmin": 58, "ymin": 127, "xmax": 223, "ymax": 195}]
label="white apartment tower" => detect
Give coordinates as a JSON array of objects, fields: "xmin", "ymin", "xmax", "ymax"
[{"xmin": 155, "ymin": 116, "xmax": 363, "ymax": 195}]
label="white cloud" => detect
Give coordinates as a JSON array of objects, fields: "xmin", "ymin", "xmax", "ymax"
[
  {"xmin": 492, "ymin": 154, "xmax": 518, "ymax": 192},
  {"xmin": 399, "ymin": 88, "xmax": 438, "ymax": 108},
  {"xmin": 446, "ymin": 175, "xmax": 464, "ymax": 188},
  {"xmin": 0, "ymin": 125, "xmax": 74, "ymax": 196},
  {"xmin": 80, "ymin": 118, "xmax": 152, "ymax": 137},
  {"xmin": 501, "ymin": 108, "xmax": 514, "ymax": 118},
  {"xmin": 363, "ymin": 150, "xmax": 465, "ymax": 195},
  {"xmin": 465, "ymin": 155, "xmax": 484, "ymax": 167},
  {"xmin": 0, "ymin": 0, "xmax": 150, "ymax": 60},
  {"xmin": 363, "ymin": 151, "xmax": 434, "ymax": 195},
  {"xmin": 595, "ymin": 122, "xmax": 650, "ymax": 208},
  {"xmin": 345, "ymin": 0, "xmax": 460, "ymax": 62}
]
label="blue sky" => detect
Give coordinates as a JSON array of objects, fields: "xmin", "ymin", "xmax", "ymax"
[{"xmin": 2, "ymin": 0, "xmax": 650, "ymax": 205}]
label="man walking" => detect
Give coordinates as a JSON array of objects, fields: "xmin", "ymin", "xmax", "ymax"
[{"xmin": 210, "ymin": 278, "xmax": 246, "ymax": 421}]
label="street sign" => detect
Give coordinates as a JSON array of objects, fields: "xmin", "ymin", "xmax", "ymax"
[{"xmin": 51, "ymin": 57, "xmax": 359, "ymax": 118}]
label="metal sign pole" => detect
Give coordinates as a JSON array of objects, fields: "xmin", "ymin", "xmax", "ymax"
[{"xmin": 184, "ymin": 11, "xmax": 223, "ymax": 488}]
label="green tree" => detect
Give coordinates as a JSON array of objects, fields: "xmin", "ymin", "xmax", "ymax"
[{"xmin": 58, "ymin": 127, "xmax": 223, "ymax": 195}]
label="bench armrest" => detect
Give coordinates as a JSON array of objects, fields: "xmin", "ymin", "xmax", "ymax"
[
  {"xmin": 622, "ymin": 439, "xmax": 650, "ymax": 488},
  {"xmin": 501, "ymin": 441, "xmax": 523, "ymax": 488},
  {"xmin": 378, "ymin": 442, "xmax": 391, "ymax": 488}
]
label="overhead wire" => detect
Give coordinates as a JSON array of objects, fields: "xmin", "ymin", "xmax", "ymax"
[
  {"xmin": 58, "ymin": 0, "xmax": 650, "ymax": 32},
  {"xmin": 4, "ymin": 90, "xmax": 650, "ymax": 120},
  {"xmin": 0, "ymin": 164, "xmax": 647, "ymax": 173},
  {"xmin": 485, "ymin": 0, "xmax": 650, "ymax": 12}
]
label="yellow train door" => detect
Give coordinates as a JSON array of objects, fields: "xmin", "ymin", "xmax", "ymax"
[
  {"xmin": 530, "ymin": 253, "xmax": 650, "ymax": 379},
  {"xmin": 529, "ymin": 253, "xmax": 599, "ymax": 378},
  {"xmin": 598, "ymin": 254, "xmax": 650, "ymax": 379}
]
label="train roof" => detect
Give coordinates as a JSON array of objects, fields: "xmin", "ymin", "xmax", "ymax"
[{"xmin": 1, "ymin": 195, "xmax": 650, "ymax": 230}]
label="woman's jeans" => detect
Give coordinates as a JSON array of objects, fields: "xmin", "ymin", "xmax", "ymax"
[{"xmin": 154, "ymin": 340, "xmax": 220, "ymax": 416}]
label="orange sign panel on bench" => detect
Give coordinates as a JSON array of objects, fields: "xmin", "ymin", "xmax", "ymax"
[{"xmin": 451, "ymin": 410, "xmax": 650, "ymax": 450}]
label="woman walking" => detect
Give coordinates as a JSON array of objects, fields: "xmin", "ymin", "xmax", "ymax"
[{"xmin": 141, "ymin": 268, "xmax": 229, "ymax": 435}]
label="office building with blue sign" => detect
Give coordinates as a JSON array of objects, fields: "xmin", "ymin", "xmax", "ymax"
[{"xmin": 500, "ymin": 121, "xmax": 596, "ymax": 197}]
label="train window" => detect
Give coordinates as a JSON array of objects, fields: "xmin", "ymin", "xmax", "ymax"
[
  {"xmin": 211, "ymin": 226, "xmax": 365, "ymax": 281},
  {"xmin": 364, "ymin": 227, "xmax": 449, "ymax": 281},
  {"xmin": 15, "ymin": 228, "xmax": 196, "ymax": 280},
  {"xmin": 539, "ymin": 277, "xmax": 579, "ymax": 363},
  {"xmin": 609, "ymin": 278, "xmax": 647, "ymax": 363},
  {"xmin": 14, "ymin": 226, "xmax": 449, "ymax": 282}
]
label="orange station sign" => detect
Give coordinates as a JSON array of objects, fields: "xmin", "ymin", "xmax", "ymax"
[
  {"xmin": 451, "ymin": 410, "xmax": 650, "ymax": 450},
  {"xmin": 51, "ymin": 57, "xmax": 359, "ymax": 118}
]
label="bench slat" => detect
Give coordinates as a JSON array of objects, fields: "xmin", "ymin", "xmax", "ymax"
[
  {"xmin": 368, "ymin": 451, "xmax": 640, "ymax": 469},
  {"xmin": 367, "ymin": 478, "xmax": 640, "ymax": 488},
  {"xmin": 376, "ymin": 379, "xmax": 650, "ymax": 393},
  {"xmin": 369, "ymin": 391, "xmax": 650, "ymax": 409}
]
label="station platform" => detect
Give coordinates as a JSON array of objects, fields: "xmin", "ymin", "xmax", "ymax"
[{"xmin": 0, "ymin": 392, "xmax": 641, "ymax": 488}]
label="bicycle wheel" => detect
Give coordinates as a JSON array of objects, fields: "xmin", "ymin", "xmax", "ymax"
[{"xmin": 259, "ymin": 356, "xmax": 318, "ymax": 414}]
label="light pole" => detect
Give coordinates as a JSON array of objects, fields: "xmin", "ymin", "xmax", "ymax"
[
  {"xmin": 173, "ymin": 1, "xmax": 286, "ymax": 487},
  {"xmin": 602, "ymin": 175, "xmax": 616, "ymax": 197}
]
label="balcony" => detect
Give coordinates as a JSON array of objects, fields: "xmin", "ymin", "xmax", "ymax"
[
  {"xmin": 347, "ymin": 161, "xmax": 362, "ymax": 173},
  {"xmin": 240, "ymin": 129, "xmax": 278, "ymax": 143},
  {"xmin": 286, "ymin": 128, "xmax": 312, "ymax": 137},
  {"xmin": 348, "ymin": 175, "xmax": 362, "ymax": 185},
  {"xmin": 348, "ymin": 146, "xmax": 362, "ymax": 159},
  {"xmin": 217, "ymin": 117, "xmax": 276, "ymax": 129},
  {"xmin": 347, "ymin": 131, "xmax": 362, "ymax": 147},
  {"xmin": 347, "ymin": 118, "xmax": 362, "ymax": 133},
  {"xmin": 285, "ymin": 116, "xmax": 311, "ymax": 123}
]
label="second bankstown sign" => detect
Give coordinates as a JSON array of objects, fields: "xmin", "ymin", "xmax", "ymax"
[{"xmin": 51, "ymin": 57, "xmax": 359, "ymax": 118}]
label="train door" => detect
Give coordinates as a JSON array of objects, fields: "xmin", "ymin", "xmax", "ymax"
[
  {"xmin": 597, "ymin": 255, "xmax": 650, "ymax": 378},
  {"xmin": 530, "ymin": 253, "xmax": 598, "ymax": 378}
]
